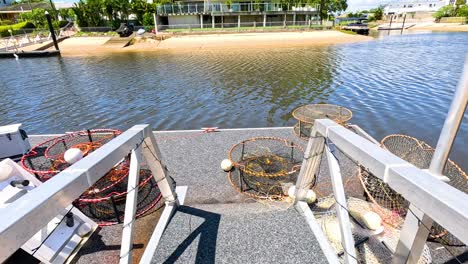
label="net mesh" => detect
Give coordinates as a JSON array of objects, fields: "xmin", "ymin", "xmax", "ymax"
[
  {"xmin": 21, "ymin": 129, "xmax": 121, "ymax": 181},
  {"xmin": 228, "ymin": 137, "xmax": 304, "ymax": 199},
  {"xmin": 359, "ymin": 134, "xmax": 467, "ymax": 246},
  {"xmin": 312, "ymin": 196, "xmax": 432, "ymax": 264},
  {"xmin": 292, "ymin": 104, "xmax": 352, "ymax": 138},
  {"xmin": 20, "ymin": 129, "xmax": 163, "ymax": 226}
]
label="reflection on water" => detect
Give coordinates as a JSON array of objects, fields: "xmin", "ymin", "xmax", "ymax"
[{"xmin": 0, "ymin": 32, "xmax": 467, "ymax": 169}]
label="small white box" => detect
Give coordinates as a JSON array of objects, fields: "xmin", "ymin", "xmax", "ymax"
[{"xmin": 0, "ymin": 123, "xmax": 31, "ymax": 159}]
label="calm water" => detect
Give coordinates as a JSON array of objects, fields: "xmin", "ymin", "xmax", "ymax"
[{"xmin": 0, "ymin": 32, "xmax": 467, "ymax": 169}]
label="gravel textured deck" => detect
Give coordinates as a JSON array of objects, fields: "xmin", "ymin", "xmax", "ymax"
[{"xmin": 151, "ymin": 202, "xmax": 328, "ymax": 264}]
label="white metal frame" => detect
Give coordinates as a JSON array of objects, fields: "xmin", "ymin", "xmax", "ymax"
[{"xmin": 0, "ymin": 124, "xmax": 178, "ymax": 263}]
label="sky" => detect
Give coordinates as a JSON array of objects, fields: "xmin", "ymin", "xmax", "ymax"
[{"xmin": 347, "ymin": 0, "xmax": 384, "ymax": 11}]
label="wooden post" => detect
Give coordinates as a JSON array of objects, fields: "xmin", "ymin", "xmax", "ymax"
[
  {"xmin": 400, "ymin": 14, "xmax": 406, "ymax": 35},
  {"xmin": 200, "ymin": 14, "xmax": 203, "ymax": 28},
  {"xmin": 141, "ymin": 132, "xmax": 177, "ymax": 204},
  {"xmin": 238, "ymin": 15, "xmax": 241, "ymax": 28},
  {"xmin": 153, "ymin": 13, "xmax": 159, "ymax": 34},
  {"xmin": 120, "ymin": 148, "xmax": 141, "ymax": 264},
  {"xmin": 326, "ymin": 144, "xmax": 357, "ymax": 264},
  {"xmin": 294, "ymin": 127, "xmax": 325, "ymax": 202},
  {"xmin": 293, "ymin": 13, "xmax": 296, "ymax": 26},
  {"xmin": 212, "ymin": 15, "xmax": 215, "ymax": 28},
  {"xmin": 45, "ymin": 11, "xmax": 59, "ymax": 51}
]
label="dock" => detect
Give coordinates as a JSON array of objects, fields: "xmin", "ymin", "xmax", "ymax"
[
  {"xmin": 24, "ymin": 126, "xmax": 466, "ymax": 264},
  {"xmin": 26, "ymin": 127, "xmax": 359, "ymax": 263}
]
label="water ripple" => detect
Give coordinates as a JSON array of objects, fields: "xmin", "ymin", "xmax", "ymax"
[{"xmin": 0, "ymin": 32, "xmax": 466, "ymax": 169}]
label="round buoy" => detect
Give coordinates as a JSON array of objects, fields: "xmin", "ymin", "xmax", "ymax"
[
  {"xmin": 64, "ymin": 148, "xmax": 84, "ymax": 164},
  {"xmin": 288, "ymin": 186, "xmax": 296, "ymax": 197},
  {"xmin": 77, "ymin": 223, "xmax": 92, "ymax": 237},
  {"xmin": 0, "ymin": 163, "xmax": 13, "ymax": 182},
  {"xmin": 305, "ymin": 189, "xmax": 317, "ymax": 204},
  {"xmin": 288, "ymin": 186, "xmax": 316, "ymax": 204},
  {"xmin": 221, "ymin": 159, "xmax": 233, "ymax": 172}
]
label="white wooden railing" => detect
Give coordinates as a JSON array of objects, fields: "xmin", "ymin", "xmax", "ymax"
[{"xmin": 0, "ymin": 124, "xmax": 178, "ymax": 263}]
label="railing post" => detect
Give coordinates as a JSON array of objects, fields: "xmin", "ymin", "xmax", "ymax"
[
  {"xmin": 120, "ymin": 147, "xmax": 142, "ymax": 264},
  {"xmin": 294, "ymin": 126, "xmax": 325, "ymax": 202},
  {"xmin": 393, "ymin": 57, "xmax": 468, "ymax": 264},
  {"xmin": 141, "ymin": 129, "xmax": 177, "ymax": 204},
  {"xmin": 326, "ymin": 144, "xmax": 357, "ymax": 264}
]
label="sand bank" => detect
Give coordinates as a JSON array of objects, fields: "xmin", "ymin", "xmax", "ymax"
[
  {"xmin": 409, "ymin": 23, "xmax": 468, "ymax": 32},
  {"xmin": 56, "ymin": 31, "xmax": 371, "ymax": 56},
  {"xmin": 155, "ymin": 31, "xmax": 372, "ymax": 50}
]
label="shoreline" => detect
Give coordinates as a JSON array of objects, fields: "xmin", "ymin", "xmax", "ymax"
[
  {"xmin": 55, "ymin": 31, "xmax": 372, "ymax": 56},
  {"xmin": 408, "ymin": 22, "xmax": 468, "ymax": 32}
]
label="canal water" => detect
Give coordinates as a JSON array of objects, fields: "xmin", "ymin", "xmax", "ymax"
[{"xmin": 0, "ymin": 32, "xmax": 467, "ymax": 169}]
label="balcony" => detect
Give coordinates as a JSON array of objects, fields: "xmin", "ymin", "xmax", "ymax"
[{"xmin": 156, "ymin": 2, "xmax": 319, "ymax": 15}]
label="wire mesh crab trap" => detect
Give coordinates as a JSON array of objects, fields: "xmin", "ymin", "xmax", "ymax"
[
  {"xmin": 20, "ymin": 129, "xmax": 163, "ymax": 226},
  {"xmin": 292, "ymin": 104, "xmax": 352, "ymax": 139},
  {"xmin": 21, "ymin": 129, "xmax": 121, "ymax": 181},
  {"xmin": 74, "ymin": 164, "xmax": 162, "ymax": 226},
  {"xmin": 227, "ymin": 137, "xmax": 304, "ymax": 199},
  {"xmin": 312, "ymin": 196, "xmax": 432, "ymax": 264},
  {"xmin": 359, "ymin": 134, "xmax": 467, "ymax": 246}
]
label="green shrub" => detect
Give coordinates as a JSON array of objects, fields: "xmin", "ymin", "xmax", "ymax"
[
  {"xmin": 0, "ymin": 20, "xmax": 13, "ymax": 26},
  {"xmin": 433, "ymin": 5, "xmax": 456, "ymax": 20},
  {"xmin": 457, "ymin": 5, "xmax": 468, "ymax": 17},
  {"xmin": 0, "ymin": 21, "xmax": 36, "ymax": 37},
  {"xmin": 58, "ymin": 20, "xmax": 70, "ymax": 28},
  {"xmin": 142, "ymin": 12, "xmax": 154, "ymax": 26}
]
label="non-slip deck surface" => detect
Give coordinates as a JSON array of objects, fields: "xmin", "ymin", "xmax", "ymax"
[
  {"xmin": 151, "ymin": 203, "xmax": 328, "ymax": 264},
  {"xmin": 27, "ymin": 127, "xmax": 360, "ymax": 264}
]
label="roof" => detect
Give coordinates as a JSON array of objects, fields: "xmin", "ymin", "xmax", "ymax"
[{"xmin": 0, "ymin": 2, "xmax": 51, "ymax": 12}]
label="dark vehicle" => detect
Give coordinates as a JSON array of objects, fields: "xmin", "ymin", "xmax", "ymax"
[
  {"xmin": 336, "ymin": 17, "xmax": 370, "ymax": 35},
  {"xmin": 116, "ymin": 23, "xmax": 134, "ymax": 37}
]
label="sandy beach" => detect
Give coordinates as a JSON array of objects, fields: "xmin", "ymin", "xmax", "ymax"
[
  {"xmin": 56, "ymin": 31, "xmax": 372, "ymax": 56},
  {"xmin": 409, "ymin": 22, "xmax": 468, "ymax": 32}
]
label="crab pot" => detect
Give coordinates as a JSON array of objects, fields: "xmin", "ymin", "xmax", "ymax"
[
  {"xmin": 292, "ymin": 104, "xmax": 352, "ymax": 138},
  {"xmin": 359, "ymin": 134, "xmax": 467, "ymax": 246},
  {"xmin": 19, "ymin": 129, "xmax": 163, "ymax": 226},
  {"xmin": 74, "ymin": 168, "xmax": 162, "ymax": 226},
  {"xmin": 228, "ymin": 137, "xmax": 304, "ymax": 199},
  {"xmin": 21, "ymin": 129, "xmax": 121, "ymax": 181}
]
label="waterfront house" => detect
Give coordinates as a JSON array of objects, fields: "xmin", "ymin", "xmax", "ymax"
[
  {"xmin": 382, "ymin": 0, "xmax": 455, "ymax": 15},
  {"xmin": 155, "ymin": 1, "xmax": 321, "ymax": 29}
]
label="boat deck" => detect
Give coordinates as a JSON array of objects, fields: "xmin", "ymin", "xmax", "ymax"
[{"xmin": 27, "ymin": 127, "xmax": 466, "ymax": 263}]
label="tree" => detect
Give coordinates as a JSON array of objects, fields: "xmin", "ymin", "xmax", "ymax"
[
  {"xmin": 433, "ymin": 5, "xmax": 455, "ymax": 20},
  {"xmin": 370, "ymin": 6, "xmax": 383, "ymax": 20},
  {"xmin": 313, "ymin": 0, "xmax": 347, "ymax": 23},
  {"xmin": 457, "ymin": 5, "xmax": 468, "ymax": 17}
]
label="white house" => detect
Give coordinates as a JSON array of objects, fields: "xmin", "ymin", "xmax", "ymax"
[{"xmin": 383, "ymin": 0, "xmax": 454, "ymax": 14}]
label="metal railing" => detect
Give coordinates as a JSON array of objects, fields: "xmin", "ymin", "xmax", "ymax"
[
  {"xmin": 0, "ymin": 28, "xmax": 74, "ymax": 51},
  {"xmin": 0, "ymin": 124, "xmax": 177, "ymax": 263},
  {"xmin": 156, "ymin": 2, "xmax": 318, "ymax": 15},
  {"xmin": 294, "ymin": 59, "xmax": 468, "ymax": 263},
  {"xmin": 157, "ymin": 20, "xmax": 331, "ymax": 32}
]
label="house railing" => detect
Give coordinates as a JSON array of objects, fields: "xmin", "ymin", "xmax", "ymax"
[
  {"xmin": 0, "ymin": 124, "xmax": 178, "ymax": 264},
  {"xmin": 156, "ymin": 2, "xmax": 318, "ymax": 15}
]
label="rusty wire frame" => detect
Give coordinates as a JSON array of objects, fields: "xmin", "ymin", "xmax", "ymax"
[
  {"xmin": 359, "ymin": 134, "xmax": 467, "ymax": 246},
  {"xmin": 227, "ymin": 136, "xmax": 304, "ymax": 199},
  {"xmin": 292, "ymin": 104, "xmax": 353, "ymax": 139}
]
